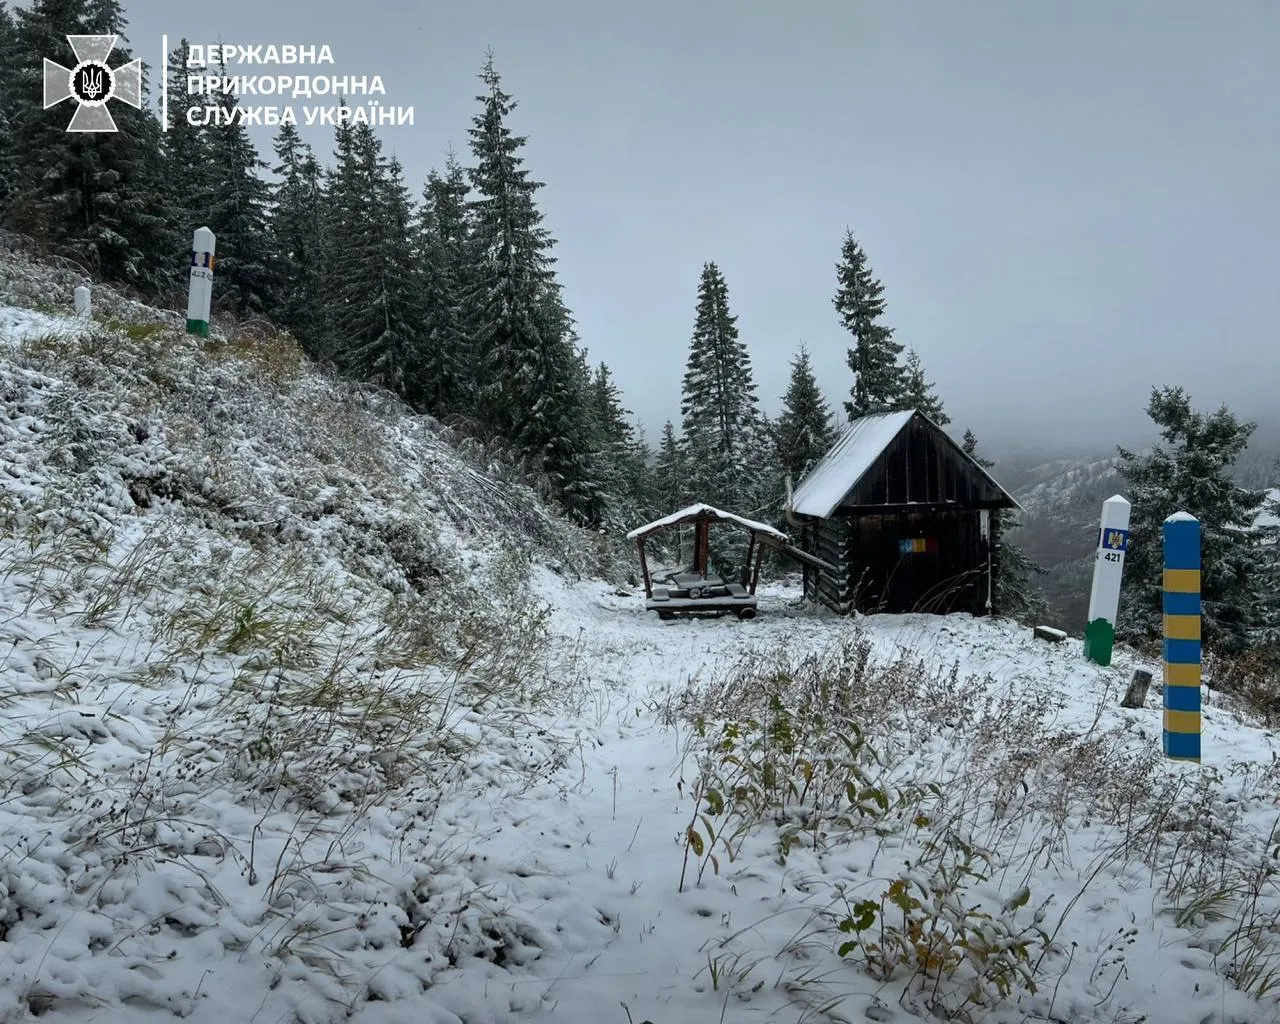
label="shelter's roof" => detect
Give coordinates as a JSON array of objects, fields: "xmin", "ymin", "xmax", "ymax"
[
  {"xmin": 625, "ymin": 503, "xmax": 787, "ymax": 542},
  {"xmin": 790, "ymin": 410, "xmax": 1023, "ymax": 518},
  {"xmin": 790, "ymin": 411, "xmax": 915, "ymax": 518}
]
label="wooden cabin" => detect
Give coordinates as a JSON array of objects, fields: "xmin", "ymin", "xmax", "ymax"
[{"xmin": 789, "ymin": 410, "xmax": 1023, "ymax": 616}]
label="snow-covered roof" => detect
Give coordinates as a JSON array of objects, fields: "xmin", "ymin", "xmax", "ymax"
[
  {"xmin": 790, "ymin": 410, "xmax": 1024, "ymax": 518},
  {"xmin": 790, "ymin": 411, "xmax": 915, "ymax": 518},
  {"xmin": 625, "ymin": 502, "xmax": 787, "ymax": 541}
]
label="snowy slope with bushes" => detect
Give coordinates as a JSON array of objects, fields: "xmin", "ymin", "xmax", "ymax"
[{"xmin": 2, "ymin": 255, "xmax": 1279, "ymax": 1024}]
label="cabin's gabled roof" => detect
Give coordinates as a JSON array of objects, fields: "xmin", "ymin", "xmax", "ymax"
[
  {"xmin": 791, "ymin": 411, "xmax": 914, "ymax": 518},
  {"xmin": 790, "ymin": 410, "xmax": 1024, "ymax": 518},
  {"xmin": 626, "ymin": 502, "xmax": 788, "ymax": 542}
]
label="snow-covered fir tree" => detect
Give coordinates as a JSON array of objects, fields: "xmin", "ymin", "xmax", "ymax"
[
  {"xmin": 585, "ymin": 362, "xmax": 654, "ymax": 530},
  {"xmin": 323, "ymin": 123, "xmax": 425, "ymax": 398},
  {"xmin": 1117, "ymin": 387, "xmax": 1269, "ymax": 655},
  {"xmin": 465, "ymin": 56, "xmax": 597, "ymax": 521},
  {"xmin": 202, "ymin": 59, "xmax": 278, "ymax": 316},
  {"xmin": 349, "ymin": 153, "xmax": 425, "ymax": 395},
  {"xmin": 654, "ymin": 421, "xmax": 686, "ymax": 512},
  {"xmin": 268, "ymin": 123, "xmax": 327, "ymax": 356},
  {"xmin": 164, "ymin": 41, "xmax": 217, "ymax": 233},
  {"xmin": 0, "ymin": 4, "xmax": 19, "ymax": 220},
  {"xmin": 5, "ymin": 0, "xmax": 176, "ymax": 293},
  {"xmin": 834, "ymin": 229, "xmax": 906, "ymax": 420},
  {"xmin": 417, "ymin": 152, "xmax": 475, "ymax": 418},
  {"xmin": 775, "ymin": 343, "xmax": 836, "ymax": 484},
  {"xmin": 901, "ymin": 348, "xmax": 949, "ymax": 424},
  {"xmin": 680, "ymin": 261, "xmax": 764, "ymax": 572},
  {"xmin": 963, "ymin": 428, "xmax": 1047, "ymax": 622}
]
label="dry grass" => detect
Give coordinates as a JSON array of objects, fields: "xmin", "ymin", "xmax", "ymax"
[{"xmin": 670, "ymin": 631, "xmax": 1280, "ymax": 1020}]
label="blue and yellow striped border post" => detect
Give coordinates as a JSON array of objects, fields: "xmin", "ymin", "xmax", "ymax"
[{"xmin": 1162, "ymin": 512, "xmax": 1201, "ymax": 762}]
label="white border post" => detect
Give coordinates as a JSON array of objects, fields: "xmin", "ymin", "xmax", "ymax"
[
  {"xmin": 186, "ymin": 226, "xmax": 215, "ymax": 337},
  {"xmin": 1084, "ymin": 494, "xmax": 1130, "ymax": 666}
]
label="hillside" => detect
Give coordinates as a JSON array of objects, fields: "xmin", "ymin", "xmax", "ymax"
[
  {"xmin": 997, "ymin": 454, "xmax": 1124, "ymax": 631},
  {"xmin": 2, "ymin": 256, "xmax": 1280, "ymax": 1024}
]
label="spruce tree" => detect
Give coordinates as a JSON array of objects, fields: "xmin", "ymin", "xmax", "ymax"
[
  {"xmin": 417, "ymin": 152, "xmax": 475, "ymax": 417},
  {"xmin": 163, "ymin": 41, "xmax": 217, "ymax": 234},
  {"xmin": 319, "ymin": 116, "xmax": 366, "ymax": 365},
  {"xmin": 654, "ymin": 421, "xmax": 686, "ymax": 511},
  {"xmin": 268, "ymin": 123, "xmax": 326, "ymax": 354},
  {"xmin": 324, "ymin": 125, "xmax": 425, "ymax": 398},
  {"xmin": 963, "ymin": 428, "xmax": 1046, "ymax": 621},
  {"xmin": 537, "ymin": 326, "xmax": 603, "ymax": 526},
  {"xmin": 834, "ymin": 229, "xmax": 906, "ymax": 419},
  {"xmin": 680, "ymin": 261, "xmax": 763, "ymax": 572},
  {"xmin": 465, "ymin": 55, "xmax": 596, "ymax": 517},
  {"xmin": 467, "ymin": 56, "xmax": 560, "ymax": 435},
  {"xmin": 203, "ymin": 61, "xmax": 278, "ymax": 316},
  {"xmin": 901, "ymin": 348, "xmax": 949, "ymax": 424},
  {"xmin": 0, "ymin": 3, "xmax": 19, "ymax": 220},
  {"xmin": 5, "ymin": 1, "xmax": 177, "ymax": 295},
  {"xmin": 775, "ymin": 343, "xmax": 836, "ymax": 484},
  {"xmin": 1117, "ymin": 387, "xmax": 1268, "ymax": 655},
  {"xmin": 585, "ymin": 361, "xmax": 650, "ymax": 529}
]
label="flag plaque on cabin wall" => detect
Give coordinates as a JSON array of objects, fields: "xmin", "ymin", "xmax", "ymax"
[{"xmin": 899, "ymin": 538, "xmax": 938, "ymax": 555}]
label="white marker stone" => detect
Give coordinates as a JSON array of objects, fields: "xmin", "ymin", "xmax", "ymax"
[
  {"xmin": 74, "ymin": 285, "xmax": 91, "ymax": 318},
  {"xmin": 1084, "ymin": 494, "xmax": 1131, "ymax": 666},
  {"xmin": 185, "ymin": 226, "xmax": 215, "ymax": 337}
]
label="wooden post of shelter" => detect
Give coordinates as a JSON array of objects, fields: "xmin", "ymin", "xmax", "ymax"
[
  {"xmin": 636, "ymin": 536, "xmax": 652, "ymax": 598},
  {"xmin": 749, "ymin": 536, "xmax": 766, "ymax": 593}
]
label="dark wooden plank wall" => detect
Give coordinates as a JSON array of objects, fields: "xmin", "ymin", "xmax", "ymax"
[
  {"xmin": 801, "ymin": 509, "xmax": 994, "ymax": 616},
  {"xmin": 841, "ymin": 416, "xmax": 1010, "ymax": 510}
]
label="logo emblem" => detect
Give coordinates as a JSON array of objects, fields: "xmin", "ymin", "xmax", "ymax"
[
  {"xmin": 1100, "ymin": 528, "xmax": 1129, "ymax": 552},
  {"xmin": 43, "ymin": 35, "xmax": 142, "ymax": 132}
]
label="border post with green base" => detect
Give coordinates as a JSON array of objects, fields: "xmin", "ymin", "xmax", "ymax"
[
  {"xmin": 186, "ymin": 226, "xmax": 215, "ymax": 337},
  {"xmin": 1084, "ymin": 494, "xmax": 1130, "ymax": 666}
]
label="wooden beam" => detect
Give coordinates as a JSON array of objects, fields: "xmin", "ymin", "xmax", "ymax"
[
  {"xmin": 757, "ymin": 532, "xmax": 840, "ymax": 574},
  {"xmin": 637, "ymin": 537, "xmax": 652, "ymax": 598},
  {"xmin": 749, "ymin": 542, "xmax": 765, "ymax": 594}
]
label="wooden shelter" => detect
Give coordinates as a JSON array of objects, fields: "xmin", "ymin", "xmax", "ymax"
[
  {"xmin": 789, "ymin": 411, "xmax": 1023, "ymax": 616},
  {"xmin": 626, "ymin": 503, "xmax": 835, "ymax": 620}
]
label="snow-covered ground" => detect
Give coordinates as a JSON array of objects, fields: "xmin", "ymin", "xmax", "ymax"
[
  {"xmin": 3, "ymin": 563, "xmax": 1278, "ymax": 1024},
  {"xmin": 2, "ymin": 260, "xmax": 1279, "ymax": 1024},
  {"xmin": 0, "ymin": 304, "xmax": 86, "ymax": 348}
]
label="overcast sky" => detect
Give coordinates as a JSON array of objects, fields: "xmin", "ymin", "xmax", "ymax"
[{"xmin": 112, "ymin": 0, "xmax": 1279, "ymax": 455}]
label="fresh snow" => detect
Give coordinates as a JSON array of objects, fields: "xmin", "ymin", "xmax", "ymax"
[
  {"xmin": 1256, "ymin": 489, "xmax": 1279, "ymax": 531},
  {"xmin": 791, "ymin": 410, "xmax": 1025, "ymax": 518},
  {"xmin": 3, "ymin": 566, "xmax": 1278, "ymax": 1024},
  {"xmin": 790, "ymin": 411, "xmax": 916, "ymax": 518},
  {"xmin": 0, "ymin": 304, "xmax": 85, "ymax": 347},
  {"xmin": 625, "ymin": 502, "xmax": 788, "ymax": 541},
  {"xmin": 2, "ymin": 274, "xmax": 1280, "ymax": 1024}
]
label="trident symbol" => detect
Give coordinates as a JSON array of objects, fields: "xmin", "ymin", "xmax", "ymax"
[
  {"xmin": 81, "ymin": 66, "xmax": 105, "ymax": 99},
  {"xmin": 43, "ymin": 35, "xmax": 141, "ymax": 132}
]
